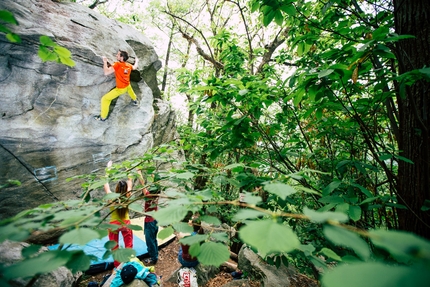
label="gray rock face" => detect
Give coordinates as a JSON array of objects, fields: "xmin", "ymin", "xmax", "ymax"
[{"xmin": 0, "ymin": 0, "xmax": 178, "ymax": 219}]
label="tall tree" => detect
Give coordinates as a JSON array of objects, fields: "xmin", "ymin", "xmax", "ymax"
[{"xmin": 393, "ymin": 0, "xmax": 430, "ymax": 238}]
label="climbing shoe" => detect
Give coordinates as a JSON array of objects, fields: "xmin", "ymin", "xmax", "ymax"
[{"xmin": 94, "ymin": 115, "xmax": 106, "ymax": 122}]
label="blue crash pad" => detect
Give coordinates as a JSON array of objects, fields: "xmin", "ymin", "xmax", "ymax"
[{"xmin": 48, "ymin": 234, "xmax": 148, "ymax": 274}]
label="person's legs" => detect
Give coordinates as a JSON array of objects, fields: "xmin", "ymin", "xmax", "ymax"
[
  {"xmin": 144, "ymin": 220, "xmax": 159, "ymax": 262},
  {"xmin": 120, "ymin": 221, "xmax": 133, "ymax": 249},
  {"xmin": 100, "ymin": 87, "xmax": 126, "ymax": 119},
  {"xmin": 126, "ymin": 85, "xmax": 137, "ymax": 101},
  {"xmin": 108, "ymin": 226, "xmax": 121, "ymax": 268}
]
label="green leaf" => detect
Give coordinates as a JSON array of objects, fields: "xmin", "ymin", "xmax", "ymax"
[
  {"xmin": 318, "ymin": 69, "xmax": 334, "ymax": 78},
  {"xmin": 22, "ymin": 245, "xmax": 43, "ymax": 258},
  {"xmin": 421, "ymin": 199, "xmax": 430, "ymax": 211},
  {"xmin": 322, "ymin": 180, "xmax": 342, "ymax": 196},
  {"xmin": 348, "ymin": 205, "xmax": 362, "ymax": 221},
  {"xmin": 322, "ymin": 262, "xmax": 430, "ymax": 287},
  {"xmin": 128, "ymin": 202, "xmax": 143, "ymax": 213},
  {"xmin": 59, "ymin": 215, "xmax": 87, "ymax": 227},
  {"xmin": 127, "ymin": 224, "xmax": 143, "ymax": 231},
  {"xmin": 59, "ymin": 228, "xmax": 100, "ymax": 246},
  {"xmin": 180, "ymin": 234, "xmax": 207, "ymax": 245},
  {"xmin": 200, "ymin": 215, "xmax": 221, "ymax": 225},
  {"xmin": 6, "ymin": 33, "xmax": 21, "ymax": 43},
  {"xmin": 38, "ymin": 46, "xmax": 53, "ymax": 62},
  {"xmin": 172, "ymin": 222, "xmax": 194, "ymax": 233},
  {"xmin": 105, "ymin": 240, "xmax": 117, "ymax": 250},
  {"xmin": 211, "ymin": 232, "xmax": 229, "ymax": 243},
  {"xmin": 197, "ymin": 241, "xmax": 230, "ymax": 266},
  {"xmin": 274, "ymin": 10, "xmax": 283, "ymax": 26},
  {"xmin": 263, "ymin": 10, "xmax": 275, "ymax": 26},
  {"xmin": 239, "ymin": 220, "xmax": 300, "ymax": 257},
  {"xmin": 280, "ymin": 4, "xmax": 296, "ymax": 16},
  {"xmin": 298, "ymin": 244, "xmax": 315, "ymax": 256},
  {"xmin": 39, "ymin": 35, "xmax": 56, "ymax": 47},
  {"xmin": 323, "ymin": 225, "xmax": 370, "ymax": 260},
  {"xmin": 0, "ymin": 10, "xmax": 18, "ymax": 24},
  {"xmin": 113, "ymin": 248, "xmax": 136, "ymax": 264},
  {"xmin": 3, "ymin": 250, "xmax": 71, "ymax": 280},
  {"xmin": 304, "ymin": 207, "xmax": 349, "ymax": 223},
  {"xmin": 320, "ymin": 247, "xmax": 342, "ymax": 261},
  {"xmin": 59, "ymin": 56, "xmax": 76, "ymax": 67},
  {"xmin": 66, "ymin": 250, "xmax": 91, "ymax": 273},
  {"xmin": 250, "ymin": 1, "xmax": 260, "ymax": 13},
  {"xmin": 394, "ymin": 155, "xmax": 414, "ymax": 164},
  {"xmin": 103, "ymin": 193, "xmax": 120, "ymax": 201},
  {"xmin": 152, "ymin": 204, "xmax": 189, "ymax": 226},
  {"xmin": 369, "ymin": 229, "xmax": 430, "ymax": 263},
  {"xmin": 189, "ymin": 242, "xmax": 201, "ymax": 257},
  {"xmin": 241, "ymin": 192, "xmax": 262, "ymax": 205},
  {"xmin": 264, "ymin": 183, "xmax": 298, "ymax": 199},
  {"xmin": 158, "ymin": 226, "xmax": 174, "ymax": 240},
  {"xmin": 175, "ymin": 171, "xmax": 195, "ymax": 179},
  {"xmin": 351, "ymin": 183, "xmax": 374, "ymax": 198},
  {"xmin": 90, "ymin": 180, "xmax": 108, "ymax": 191},
  {"xmin": 232, "ymin": 209, "xmax": 267, "ymax": 221},
  {"xmin": 418, "ymin": 67, "xmax": 430, "ymax": 77},
  {"xmin": 54, "ymin": 45, "xmax": 71, "ymax": 57}
]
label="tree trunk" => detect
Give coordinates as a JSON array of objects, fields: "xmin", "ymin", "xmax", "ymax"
[
  {"xmin": 161, "ymin": 24, "xmax": 175, "ymax": 93},
  {"xmin": 394, "ymin": 0, "xmax": 430, "ymax": 239}
]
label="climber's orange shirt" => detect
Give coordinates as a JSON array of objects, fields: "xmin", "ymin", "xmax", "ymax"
[{"xmin": 112, "ymin": 61, "xmax": 133, "ymax": 89}]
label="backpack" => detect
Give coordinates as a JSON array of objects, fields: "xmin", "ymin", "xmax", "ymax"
[{"xmin": 178, "ymin": 267, "xmax": 198, "ymax": 287}]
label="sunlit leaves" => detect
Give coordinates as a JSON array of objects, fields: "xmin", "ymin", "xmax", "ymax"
[
  {"xmin": 239, "ymin": 220, "xmax": 300, "ymax": 257},
  {"xmin": 0, "ymin": 10, "xmax": 20, "ymax": 43},
  {"xmin": 38, "ymin": 36, "xmax": 75, "ymax": 67}
]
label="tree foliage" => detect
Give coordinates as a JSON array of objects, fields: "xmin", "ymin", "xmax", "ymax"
[{"xmin": 1, "ymin": 0, "xmax": 430, "ymax": 286}]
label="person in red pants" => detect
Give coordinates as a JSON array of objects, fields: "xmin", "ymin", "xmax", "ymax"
[{"xmin": 104, "ymin": 160, "xmax": 134, "ymax": 268}]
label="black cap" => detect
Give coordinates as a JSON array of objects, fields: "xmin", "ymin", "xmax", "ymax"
[{"xmin": 120, "ymin": 264, "xmax": 138, "ymax": 284}]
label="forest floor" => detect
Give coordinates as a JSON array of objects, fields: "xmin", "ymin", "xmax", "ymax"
[
  {"xmin": 77, "ymin": 237, "xmax": 316, "ymax": 287},
  {"xmin": 77, "ymin": 237, "xmax": 251, "ymax": 287}
]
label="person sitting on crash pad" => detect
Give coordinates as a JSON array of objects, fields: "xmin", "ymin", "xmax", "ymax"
[{"xmin": 108, "ymin": 257, "xmax": 160, "ymax": 287}]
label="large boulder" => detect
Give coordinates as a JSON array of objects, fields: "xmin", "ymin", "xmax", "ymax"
[{"xmin": 0, "ymin": 0, "xmax": 180, "ymax": 220}]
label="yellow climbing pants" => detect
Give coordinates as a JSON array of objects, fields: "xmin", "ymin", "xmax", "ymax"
[{"xmin": 100, "ymin": 85, "xmax": 137, "ymax": 119}]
